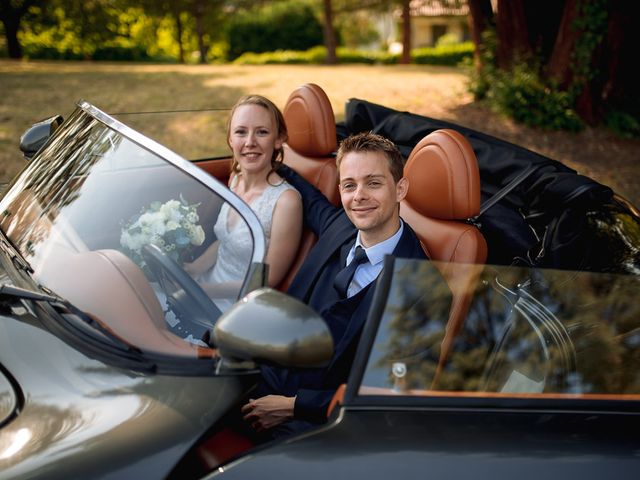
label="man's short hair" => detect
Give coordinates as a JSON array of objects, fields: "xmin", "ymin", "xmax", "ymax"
[{"xmin": 336, "ymin": 132, "xmax": 405, "ymax": 183}]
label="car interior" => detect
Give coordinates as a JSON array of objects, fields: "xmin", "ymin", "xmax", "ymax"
[
  {"xmin": 175, "ymin": 83, "xmax": 492, "ymax": 472},
  {"xmin": 192, "ymin": 83, "xmax": 491, "ymax": 380}
]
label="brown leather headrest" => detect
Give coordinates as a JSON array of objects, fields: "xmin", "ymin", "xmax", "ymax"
[
  {"xmin": 284, "ymin": 83, "xmax": 337, "ymax": 157},
  {"xmin": 404, "ymin": 129, "xmax": 481, "ymax": 220}
]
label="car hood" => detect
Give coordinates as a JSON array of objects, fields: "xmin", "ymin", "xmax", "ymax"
[
  {"xmin": 0, "ymin": 367, "xmax": 17, "ymax": 427},
  {"xmin": 0, "ymin": 299, "xmax": 256, "ymax": 479}
]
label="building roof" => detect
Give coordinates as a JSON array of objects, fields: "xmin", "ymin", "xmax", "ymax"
[{"xmin": 409, "ymin": 0, "xmax": 469, "ymax": 17}]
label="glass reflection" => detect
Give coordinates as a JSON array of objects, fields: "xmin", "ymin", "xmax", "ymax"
[
  {"xmin": 361, "ymin": 259, "xmax": 640, "ymax": 396},
  {"xmin": 0, "ymin": 107, "xmax": 255, "ymax": 357}
]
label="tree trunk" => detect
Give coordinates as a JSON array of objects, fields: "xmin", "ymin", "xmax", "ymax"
[
  {"xmin": 1, "ymin": 15, "xmax": 22, "ymax": 59},
  {"xmin": 323, "ymin": 0, "xmax": 337, "ymax": 64},
  {"xmin": 193, "ymin": 0, "xmax": 208, "ymax": 64},
  {"xmin": 400, "ymin": 0, "xmax": 411, "ymax": 64},
  {"xmin": 606, "ymin": 1, "xmax": 640, "ymax": 114},
  {"xmin": 467, "ymin": 0, "xmax": 494, "ymax": 71},
  {"xmin": 573, "ymin": 1, "xmax": 631, "ymax": 124},
  {"xmin": 546, "ymin": 0, "xmax": 580, "ymax": 88},
  {"xmin": 172, "ymin": 9, "xmax": 185, "ymax": 64},
  {"xmin": 1, "ymin": 0, "xmax": 39, "ymax": 59},
  {"xmin": 496, "ymin": 0, "xmax": 531, "ymax": 68}
]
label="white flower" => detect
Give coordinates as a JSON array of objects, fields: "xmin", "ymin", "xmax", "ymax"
[
  {"xmin": 160, "ymin": 200, "xmax": 182, "ymax": 222},
  {"xmin": 191, "ymin": 225, "xmax": 205, "ymax": 245},
  {"xmin": 120, "ymin": 197, "xmax": 203, "ymax": 269},
  {"xmin": 166, "ymin": 220, "xmax": 180, "ymax": 231}
]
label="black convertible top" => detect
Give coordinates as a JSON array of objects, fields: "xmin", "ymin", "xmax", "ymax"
[{"xmin": 338, "ymin": 99, "xmax": 639, "ymax": 274}]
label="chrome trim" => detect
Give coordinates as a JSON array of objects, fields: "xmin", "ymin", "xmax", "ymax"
[{"xmin": 76, "ymin": 100, "xmax": 267, "ymax": 263}]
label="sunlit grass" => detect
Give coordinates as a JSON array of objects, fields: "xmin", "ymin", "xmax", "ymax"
[
  {"xmin": 1, "ymin": 59, "xmax": 638, "ymax": 208},
  {"xmin": 0, "ymin": 60, "xmax": 470, "ymax": 182}
]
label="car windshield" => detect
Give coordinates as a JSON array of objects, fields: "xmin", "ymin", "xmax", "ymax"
[
  {"xmin": 360, "ymin": 258, "xmax": 640, "ymax": 399},
  {"xmin": 0, "ymin": 102, "xmax": 265, "ymax": 360},
  {"xmin": 111, "ymin": 108, "xmax": 232, "ymax": 161}
]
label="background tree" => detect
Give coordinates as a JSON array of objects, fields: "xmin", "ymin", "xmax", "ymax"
[
  {"xmin": 322, "ymin": 0, "xmax": 337, "ymax": 64},
  {"xmin": 399, "ymin": 0, "xmax": 410, "ymax": 64},
  {"xmin": 0, "ymin": 0, "xmax": 44, "ymax": 58},
  {"xmin": 469, "ymin": 0, "xmax": 639, "ymax": 133}
]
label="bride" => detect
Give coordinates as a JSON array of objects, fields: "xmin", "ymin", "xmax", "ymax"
[{"xmin": 185, "ymin": 95, "xmax": 302, "ymax": 311}]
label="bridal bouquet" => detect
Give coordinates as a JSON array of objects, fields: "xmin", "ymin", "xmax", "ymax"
[{"xmin": 120, "ymin": 197, "xmax": 206, "ymax": 270}]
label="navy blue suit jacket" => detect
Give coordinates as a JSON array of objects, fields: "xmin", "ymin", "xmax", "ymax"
[{"xmin": 262, "ymin": 165, "xmax": 427, "ymax": 424}]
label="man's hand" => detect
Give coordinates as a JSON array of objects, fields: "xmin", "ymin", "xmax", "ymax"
[{"xmin": 241, "ymin": 395, "xmax": 295, "ymax": 432}]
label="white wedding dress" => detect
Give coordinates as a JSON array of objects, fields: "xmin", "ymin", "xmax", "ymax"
[{"xmin": 204, "ymin": 176, "xmax": 298, "ymax": 311}]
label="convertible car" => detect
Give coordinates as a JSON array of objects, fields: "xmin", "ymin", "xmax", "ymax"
[{"xmin": 1, "ymin": 84, "xmax": 639, "ymax": 479}]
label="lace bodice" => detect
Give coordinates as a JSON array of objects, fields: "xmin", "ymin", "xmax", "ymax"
[{"xmin": 204, "ymin": 177, "xmax": 297, "ymax": 309}]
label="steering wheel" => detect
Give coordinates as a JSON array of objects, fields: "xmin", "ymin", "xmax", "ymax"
[{"xmin": 141, "ymin": 243, "xmax": 222, "ymax": 340}]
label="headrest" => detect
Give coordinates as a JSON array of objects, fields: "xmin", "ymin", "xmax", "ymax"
[
  {"xmin": 284, "ymin": 83, "xmax": 337, "ymax": 157},
  {"xmin": 404, "ymin": 129, "xmax": 481, "ymax": 220}
]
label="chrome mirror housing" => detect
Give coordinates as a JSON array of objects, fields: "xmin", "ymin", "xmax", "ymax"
[{"xmin": 213, "ymin": 288, "xmax": 333, "ymax": 368}]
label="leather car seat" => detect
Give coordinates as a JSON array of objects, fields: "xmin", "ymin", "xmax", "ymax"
[
  {"xmin": 278, "ymin": 83, "xmax": 340, "ymax": 291},
  {"xmin": 400, "ymin": 129, "xmax": 488, "ymax": 385}
]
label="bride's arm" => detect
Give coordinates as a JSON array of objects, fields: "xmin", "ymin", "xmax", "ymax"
[
  {"xmin": 264, "ymin": 188, "xmax": 303, "ymax": 287},
  {"xmin": 184, "ymin": 240, "xmax": 219, "ymax": 276}
]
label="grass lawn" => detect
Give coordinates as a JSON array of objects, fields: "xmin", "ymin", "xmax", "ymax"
[{"xmin": 1, "ymin": 60, "xmax": 639, "ymax": 206}]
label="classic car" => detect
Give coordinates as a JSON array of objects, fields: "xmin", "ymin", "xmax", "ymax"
[{"xmin": 1, "ymin": 83, "xmax": 639, "ymax": 479}]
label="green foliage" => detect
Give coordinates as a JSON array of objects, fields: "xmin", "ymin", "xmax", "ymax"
[
  {"xmin": 233, "ymin": 46, "xmax": 326, "ymax": 65},
  {"xmin": 336, "ymin": 47, "xmax": 398, "ymax": 65},
  {"xmin": 226, "ymin": 1, "xmax": 323, "ymax": 60},
  {"xmin": 336, "ymin": 11, "xmax": 379, "ymax": 48},
  {"xmin": 605, "ymin": 110, "xmax": 640, "ymax": 139},
  {"xmin": 469, "ymin": 30, "xmax": 582, "ymax": 131},
  {"xmin": 435, "ymin": 33, "xmax": 461, "ymax": 47},
  {"xmin": 412, "ymin": 42, "xmax": 474, "ymax": 66},
  {"xmin": 490, "ymin": 63, "xmax": 583, "ymax": 131},
  {"xmin": 468, "ymin": 29, "xmax": 497, "ymax": 100},
  {"xmin": 0, "ymin": 24, "xmax": 6, "ymax": 57},
  {"xmin": 206, "ymin": 42, "xmax": 229, "ymax": 64},
  {"xmin": 92, "ymin": 46, "xmax": 150, "ymax": 62},
  {"xmin": 233, "ymin": 45, "xmax": 399, "ymax": 65},
  {"xmin": 569, "ymin": 0, "xmax": 609, "ymax": 98},
  {"xmin": 233, "ymin": 43, "xmax": 473, "ymax": 66}
]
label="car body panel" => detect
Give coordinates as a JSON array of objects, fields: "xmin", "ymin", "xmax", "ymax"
[
  {"xmin": 0, "ymin": 290, "xmax": 259, "ymax": 479},
  {"xmin": 211, "ymin": 408, "xmax": 640, "ymax": 480},
  {"xmin": 0, "ymin": 366, "xmax": 17, "ymax": 428}
]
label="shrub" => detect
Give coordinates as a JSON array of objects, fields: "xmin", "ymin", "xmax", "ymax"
[
  {"xmin": 490, "ymin": 63, "xmax": 583, "ymax": 131},
  {"xmin": 233, "ymin": 46, "xmax": 400, "ymax": 65},
  {"xmin": 92, "ymin": 45, "xmax": 150, "ymax": 61},
  {"xmin": 336, "ymin": 47, "xmax": 398, "ymax": 65},
  {"xmin": 23, "ymin": 45, "xmax": 85, "ymax": 60},
  {"xmin": 234, "ymin": 47, "xmax": 324, "ymax": 65},
  {"xmin": 412, "ymin": 42, "xmax": 474, "ymax": 66},
  {"xmin": 605, "ymin": 110, "xmax": 640, "ymax": 139},
  {"xmin": 468, "ymin": 30, "xmax": 583, "ymax": 132},
  {"xmin": 227, "ymin": 1, "xmax": 323, "ymax": 60}
]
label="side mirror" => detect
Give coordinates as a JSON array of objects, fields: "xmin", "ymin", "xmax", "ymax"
[
  {"xmin": 19, "ymin": 115, "xmax": 64, "ymax": 160},
  {"xmin": 213, "ymin": 287, "xmax": 333, "ymax": 368}
]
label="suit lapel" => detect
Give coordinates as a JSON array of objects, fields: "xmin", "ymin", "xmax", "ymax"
[
  {"xmin": 328, "ymin": 223, "xmax": 425, "ymax": 370},
  {"xmin": 288, "ymin": 215, "xmax": 357, "ymax": 301}
]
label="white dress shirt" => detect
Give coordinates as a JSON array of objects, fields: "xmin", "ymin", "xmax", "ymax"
[{"xmin": 345, "ymin": 220, "xmax": 405, "ymax": 297}]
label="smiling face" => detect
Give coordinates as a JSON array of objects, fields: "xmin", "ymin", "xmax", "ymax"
[
  {"xmin": 228, "ymin": 104, "xmax": 284, "ymax": 176},
  {"xmin": 339, "ymin": 150, "xmax": 408, "ymax": 247}
]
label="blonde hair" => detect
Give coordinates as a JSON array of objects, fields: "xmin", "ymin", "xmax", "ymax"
[{"xmin": 227, "ymin": 95, "xmax": 288, "ymax": 179}]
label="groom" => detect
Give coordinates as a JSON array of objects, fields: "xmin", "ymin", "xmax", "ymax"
[{"xmin": 241, "ymin": 132, "xmax": 427, "ymax": 437}]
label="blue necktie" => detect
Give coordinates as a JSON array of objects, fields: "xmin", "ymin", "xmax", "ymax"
[{"xmin": 333, "ymin": 246, "xmax": 369, "ymax": 297}]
